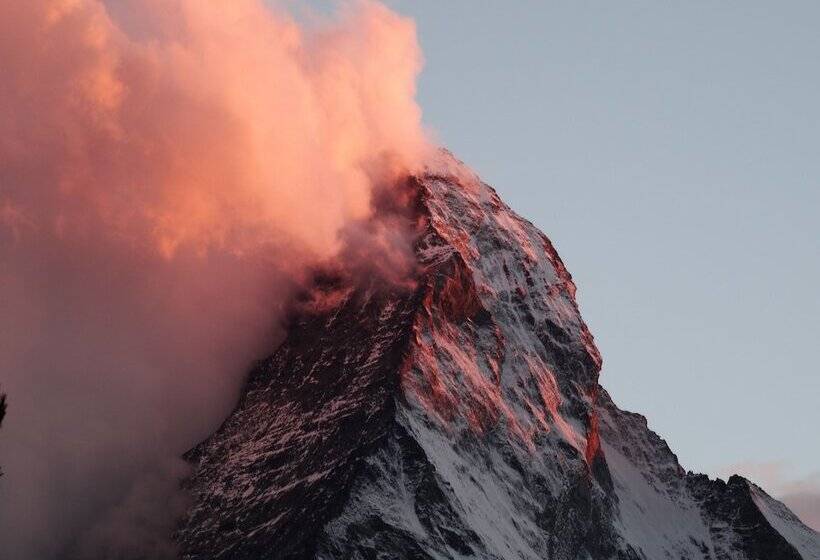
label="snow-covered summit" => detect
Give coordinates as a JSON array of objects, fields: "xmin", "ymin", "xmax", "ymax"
[{"xmin": 176, "ymin": 155, "xmax": 819, "ymax": 559}]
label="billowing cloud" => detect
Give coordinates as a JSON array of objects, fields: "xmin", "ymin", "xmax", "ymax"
[{"xmin": 0, "ymin": 1, "xmax": 429, "ymax": 558}]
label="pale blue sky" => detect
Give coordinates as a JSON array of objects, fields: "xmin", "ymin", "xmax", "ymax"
[{"xmin": 381, "ymin": 1, "xmax": 818, "ymax": 479}]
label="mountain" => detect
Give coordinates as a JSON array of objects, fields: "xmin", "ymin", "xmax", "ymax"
[{"xmin": 176, "ymin": 155, "xmax": 820, "ymax": 560}]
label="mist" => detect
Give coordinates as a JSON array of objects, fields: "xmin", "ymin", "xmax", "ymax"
[{"xmin": 0, "ymin": 0, "xmax": 429, "ymax": 557}]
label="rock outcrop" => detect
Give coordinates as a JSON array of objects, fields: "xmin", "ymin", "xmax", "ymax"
[{"xmin": 177, "ymin": 156, "xmax": 820, "ymax": 560}]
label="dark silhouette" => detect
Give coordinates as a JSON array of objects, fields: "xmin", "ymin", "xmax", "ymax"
[{"xmin": 0, "ymin": 390, "xmax": 5, "ymax": 478}]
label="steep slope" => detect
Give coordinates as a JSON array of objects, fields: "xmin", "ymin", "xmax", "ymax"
[{"xmin": 177, "ymin": 156, "xmax": 820, "ymax": 560}]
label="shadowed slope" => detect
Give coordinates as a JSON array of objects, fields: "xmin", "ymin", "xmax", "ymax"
[{"xmin": 177, "ymin": 156, "xmax": 819, "ymax": 560}]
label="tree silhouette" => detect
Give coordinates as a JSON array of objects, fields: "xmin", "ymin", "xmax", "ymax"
[{"xmin": 0, "ymin": 391, "xmax": 5, "ymax": 478}]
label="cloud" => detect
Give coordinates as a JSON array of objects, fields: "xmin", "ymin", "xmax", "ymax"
[
  {"xmin": 0, "ymin": 1, "xmax": 429, "ymax": 557},
  {"xmin": 721, "ymin": 461, "xmax": 820, "ymax": 531}
]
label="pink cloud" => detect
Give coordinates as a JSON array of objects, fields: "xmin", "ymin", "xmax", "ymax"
[{"xmin": 0, "ymin": 1, "xmax": 430, "ymax": 558}]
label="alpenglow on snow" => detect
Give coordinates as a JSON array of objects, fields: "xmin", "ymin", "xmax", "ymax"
[{"xmin": 176, "ymin": 154, "xmax": 820, "ymax": 560}]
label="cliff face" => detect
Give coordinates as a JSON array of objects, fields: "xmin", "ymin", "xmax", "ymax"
[{"xmin": 176, "ymin": 156, "xmax": 820, "ymax": 560}]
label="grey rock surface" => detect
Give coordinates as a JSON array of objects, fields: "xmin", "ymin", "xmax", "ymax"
[{"xmin": 177, "ymin": 157, "xmax": 819, "ymax": 560}]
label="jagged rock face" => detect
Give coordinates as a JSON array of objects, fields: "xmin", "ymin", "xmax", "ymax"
[{"xmin": 177, "ymin": 158, "xmax": 820, "ymax": 560}]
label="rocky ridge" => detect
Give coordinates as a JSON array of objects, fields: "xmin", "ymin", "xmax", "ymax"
[{"xmin": 176, "ymin": 156, "xmax": 820, "ymax": 560}]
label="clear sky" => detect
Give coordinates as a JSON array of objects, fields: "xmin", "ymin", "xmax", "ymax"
[
  {"xmin": 384, "ymin": 1, "xmax": 819, "ymax": 482},
  {"xmin": 1, "ymin": 3, "xmax": 816, "ymax": 554}
]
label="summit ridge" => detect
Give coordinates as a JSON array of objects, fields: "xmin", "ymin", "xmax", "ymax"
[{"xmin": 177, "ymin": 155, "xmax": 820, "ymax": 560}]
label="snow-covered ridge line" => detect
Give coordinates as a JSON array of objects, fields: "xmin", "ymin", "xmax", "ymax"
[{"xmin": 177, "ymin": 154, "xmax": 820, "ymax": 559}]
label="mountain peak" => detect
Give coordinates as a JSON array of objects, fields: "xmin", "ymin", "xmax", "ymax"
[{"xmin": 176, "ymin": 157, "xmax": 819, "ymax": 560}]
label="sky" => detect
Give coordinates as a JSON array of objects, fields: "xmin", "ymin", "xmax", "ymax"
[
  {"xmin": 0, "ymin": 2, "xmax": 430, "ymax": 556},
  {"xmin": 380, "ymin": 1, "xmax": 819, "ymax": 487},
  {"xmin": 0, "ymin": 2, "xmax": 816, "ymax": 552}
]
